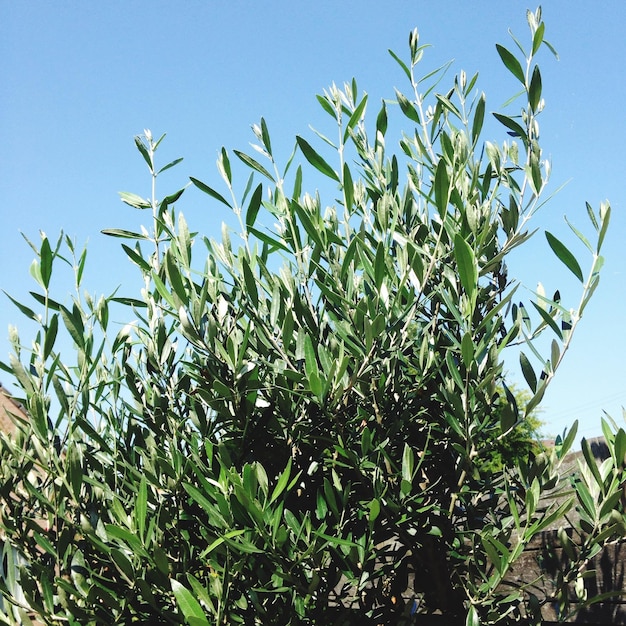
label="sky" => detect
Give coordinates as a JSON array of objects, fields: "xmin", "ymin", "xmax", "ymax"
[{"xmin": 1, "ymin": 1, "xmax": 625, "ymax": 444}]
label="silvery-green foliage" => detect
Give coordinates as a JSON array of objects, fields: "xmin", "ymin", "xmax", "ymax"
[{"xmin": 0, "ymin": 8, "xmax": 621, "ymax": 626}]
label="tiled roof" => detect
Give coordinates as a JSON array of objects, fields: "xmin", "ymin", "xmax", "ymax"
[{"xmin": 0, "ymin": 382, "xmax": 27, "ymax": 435}]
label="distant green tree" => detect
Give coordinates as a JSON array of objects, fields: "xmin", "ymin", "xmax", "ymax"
[
  {"xmin": 1, "ymin": 8, "xmax": 624, "ymax": 626},
  {"xmin": 479, "ymin": 385, "xmax": 544, "ymax": 474}
]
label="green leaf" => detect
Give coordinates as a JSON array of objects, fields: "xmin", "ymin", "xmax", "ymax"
[
  {"xmin": 135, "ymin": 475, "xmax": 147, "ymax": 542},
  {"xmin": 43, "ymin": 313, "xmax": 58, "ymax": 360},
  {"xmin": 530, "ymin": 301, "xmax": 562, "ymax": 339},
  {"xmin": 234, "ymin": 150, "xmax": 275, "ymax": 182},
  {"xmin": 39, "ymin": 237, "xmax": 53, "ymax": 290},
  {"xmin": 296, "ymin": 136, "xmax": 339, "ymax": 182},
  {"xmin": 395, "ymin": 89, "xmax": 420, "ymax": 123},
  {"xmin": 189, "ymin": 176, "xmax": 232, "ymax": 208},
  {"xmin": 316, "ymin": 93, "xmax": 336, "ymax": 118},
  {"xmin": 157, "ymin": 157, "xmax": 184, "ymax": 176},
  {"xmin": 151, "ymin": 271, "xmax": 177, "ymax": 309},
  {"xmin": 532, "ymin": 22, "xmax": 545, "ymax": 55},
  {"xmin": 434, "ymin": 160, "xmax": 450, "ymax": 216},
  {"xmin": 435, "ymin": 93, "xmax": 462, "ymax": 121},
  {"xmin": 165, "ymin": 252, "xmax": 187, "ymax": 303},
  {"xmin": 519, "ymin": 351, "xmax": 537, "ymax": 392},
  {"xmin": 545, "ymin": 231, "xmax": 584, "ymax": 282},
  {"xmin": 376, "ymin": 101, "xmax": 388, "ymax": 138},
  {"xmin": 461, "ymin": 332, "xmax": 474, "ymax": 369},
  {"xmin": 342, "ymin": 162, "xmax": 354, "ymax": 211},
  {"xmin": 343, "ymin": 93, "xmax": 368, "ymax": 143},
  {"xmin": 248, "ymin": 226, "xmax": 290, "ymax": 253},
  {"xmin": 122, "ymin": 244, "xmax": 151, "ymax": 272},
  {"xmin": 528, "ymin": 65, "xmax": 542, "ymax": 113},
  {"xmin": 245, "ymin": 183, "xmax": 263, "ymax": 230},
  {"xmin": 466, "ymin": 604, "xmax": 480, "ymax": 626},
  {"xmin": 260, "ymin": 117, "xmax": 272, "ymax": 156},
  {"xmin": 4, "ymin": 291, "xmax": 39, "ymax": 322},
  {"xmin": 581, "ymin": 437, "xmax": 604, "ymax": 489},
  {"xmin": 70, "ymin": 549, "xmax": 90, "ymax": 598},
  {"xmin": 110, "ymin": 548, "xmax": 135, "ymax": 583},
  {"xmin": 134, "ymin": 136, "xmax": 153, "ymax": 171},
  {"xmin": 565, "ymin": 216, "xmax": 593, "ymax": 253},
  {"xmin": 119, "ymin": 191, "xmax": 151, "ymax": 209},
  {"xmin": 105, "ymin": 524, "xmax": 147, "ymax": 555},
  {"xmin": 171, "ymin": 580, "xmax": 211, "ymax": 626},
  {"xmin": 597, "ymin": 201, "xmax": 611, "ymax": 254},
  {"xmin": 217, "ymin": 147, "xmax": 232, "ymax": 185},
  {"xmin": 496, "ymin": 43, "xmax": 525, "ymax": 84},
  {"xmin": 374, "ymin": 241, "xmax": 386, "ymax": 291},
  {"xmin": 101, "ymin": 228, "xmax": 147, "ymax": 240},
  {"xmin": 388, "ymin": 49, "xmax": 411, "ymax": 81},
  {"xmin": 402, "ymin": 443, "xmax": 414, "ymax": 484},
  {"xmin": 471, "ymin": 93, "xmax": 486, "ymax": 144},
  {"xmin": 453, "ymin": 234, "xmax": 477, "ymax": 300},
  {"xmin": 241, "ymin": 257, "xmax": 258, "ymax": 307},
  {"xmin": 550, "ymin": 339, "xmax": 560, "ymax": 369},
  {"xmin": 60, "ymin": 304, "xmax": 85, "ymax": 349},
  {"xmin": 269, "ymin": 458, "xmax": 293, "ymax": 504},
  {"xmin": 492, "ymin": 113, "xmax": 527, "ymax": 142}
]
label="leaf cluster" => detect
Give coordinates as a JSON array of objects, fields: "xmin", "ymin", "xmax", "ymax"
[{"xmin": 0, "ymin": 8, "xmax": 621, "ymax": 626}]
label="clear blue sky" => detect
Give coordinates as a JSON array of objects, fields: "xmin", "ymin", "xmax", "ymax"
[{"xmin": 1, "ymin": 1, "xmax": 625, "ymax": 443}]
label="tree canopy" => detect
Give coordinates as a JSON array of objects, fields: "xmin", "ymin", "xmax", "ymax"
[{"xmin": 0, "ymin": 9, "xmax": 624, "ymax": 626}]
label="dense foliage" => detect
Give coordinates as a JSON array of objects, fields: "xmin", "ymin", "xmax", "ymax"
[{"xmin": 1, "ymin": 9, "xmax": 624, "ymax": 626}]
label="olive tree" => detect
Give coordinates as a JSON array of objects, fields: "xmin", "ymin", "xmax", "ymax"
[{"xmin": 0, "ymin": 8, "xmax": 623, "ymax": 626}]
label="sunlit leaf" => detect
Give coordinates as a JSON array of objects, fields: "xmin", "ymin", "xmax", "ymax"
[
  {"xmin": 453, "ymin": 234, "xmax": 477, "ymax": 300},
  {"xmin": 119, "ymin": 191, "xmax": 151, "ymax": 209},
  {"xmin": 189, "ymin": 176, "xmax": 232, "ymax": 208},
  {"xmin": 496, "ymin": 43, "xmax": 525, "ymax": 84},
  {"xmin": 296, "ymin": 136, "xmax": 339, "ymax": 181},
  {"xmin": 245, "ymin": 183, "xmax": 263, "ymax": 230},
  {"xmin": 545, "ymin": 231, "xmax": 584, "ymax": 282},
  {"xmin": 234, "ymin": 149, "xmax": 276, "ymax": 182},
  {"xmin": 528, "ymin": 65, "xmax": 542, "ymax": 112},
  {"xmin": 519, "ymin": 351, "xmax": 537, "ymax": 392},
  {"xmin": 171, "ymin": 580, "xmax": 211, "ymax": 626}
]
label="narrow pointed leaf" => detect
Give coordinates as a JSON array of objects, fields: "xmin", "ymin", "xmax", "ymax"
[
  {"xmin": 496, "ymin": 44, "xmax": 525, "ymax": 84},
  {"xmin": 189, "ymin": 177, "xmax": 232, "ymax": 208},
  {"xmin": 343, "ymin": 162, "xmax": 354, "ymax": 210},
  {"xmin": 171, "ymin": 580, "xmax": 211, "ymax": 626},
  {"xmin": 39, "ymin": 237, "xmax": 53, "ymax": 289},
  {"xmin": 119, "ymin": 191, "xmax": 151, "ymax": 209},
  {"xmin": 260, "ymin": 117, "xmax": 272, "ymax": 156},
  {"xmin": 532, "ymin": 22, "xmax": 545, "ymax": 55},
  {"xmin": 157, "ymin": 157, "xmax": 184, "ymax": 175},
  {"xmin": 545, "ymin": 231, "xmax": 584, "ymax": 282},
  {"xmin": 101, "ymin": 228, "xmax": 147, "ymax": 240},
  {"xmin": 122, "ymin": 244, "xmax": 151, "ymax": 272},
  {"xmin": 134, "ymin": 136, "xmax": 153, "ymax": 171},
  {"xmin": 395, "ymin": 89, "xmax": 420, "ymax": 123},
  {"xmin": 376, "ymin": 101, "xmax": 388, "ymax": 137},
  {"xmin": 492, "ymin": 113, "xmax": 527, "ymax": 142},
  {"xmin": 245, "ymin": 183, "xmax": 263, "ymax": 230},
  {"xmin": 296, "ymin": 136, "xmax": 339, "ymax": 181},
  {"xmin": 520, "ymin": 351, "xmax": 537, "ymax": 392},
  {"xmin": 453, "ymin": 234, "xmax": 477, "ymax": 299},
  {"xmin": 528, "ymin": 65, "xmax": 542, "ymax": 112},
  {"xmin": 344, "ymin": 93, "xmax": 368, "ymax": 142},
  {"xmin": 597, "ymin": 202, "xmax": 611, "ymax": 253},
  {"xmin": 530, "ymin": 301, "xmax": 562, "ymax": 339},
  {"xmin": 234, "ymin": 150, "xmax": 276, "ymax": 182},
  {"xmin": 434, "ymin": 160, "xmax": 450, "ymax": 215},
  {"xmin": 472, "ymin": 93, "xmax": 486, "ymax": 144},
  {"xmin": 43, "ymin": 313, "xmax": 58, "ymax": 360},
  {"xmin": 388, "ymin": 49, "xmax": 411, "ymax": 81}
]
